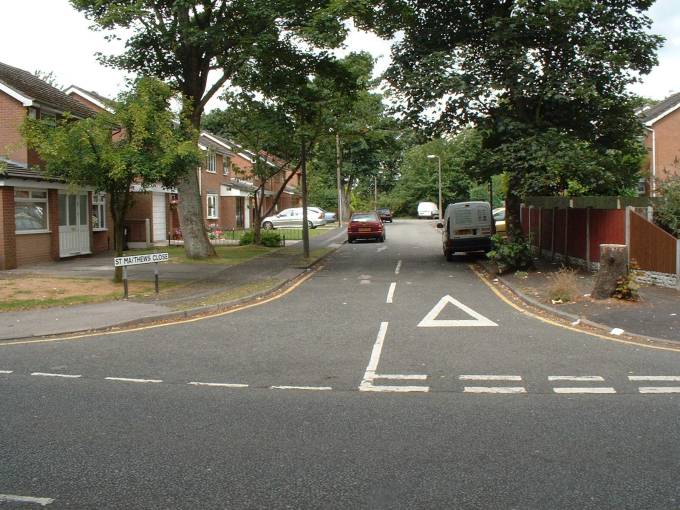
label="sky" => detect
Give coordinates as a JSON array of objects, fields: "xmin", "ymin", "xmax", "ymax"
[{"xmin": 0, "ymin": 0, "xmax": 678, "ymax": 107}]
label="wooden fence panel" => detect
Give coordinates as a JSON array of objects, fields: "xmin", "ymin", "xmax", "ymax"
[
  {"xmin": 124, "ymin": 219, "xmax": 147, "ymax": 242},
  {"xmin": 566, "ymin": 208, "xmax": 587, "ymax": 259},
  {"xmin": 629, "ymin": 211, "xmax": 677, "ymax": 274},
  {"xmin": 589, "ymin": 209, "xmax": 625, "ymax": 262}
]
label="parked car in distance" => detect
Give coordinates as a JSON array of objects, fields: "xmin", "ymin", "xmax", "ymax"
[
  {"xmin": 493, "ymin": 207, "xmax": 506, "ymax": 235},
  {"xmin": 377, "ymin": 208, "xmax": 393, "ymax": 223},
  {"xmin": 437, "ymin": 201, "xmax": 494, "ymax": 260},
  {"xmin": 417, "ymin": 201, "xmax": 439, "ymax": 219},
  {"xmin": 310, "ymin": 207, "xmax": 336, "ymax": 223},
  {"xmin": 261, "ymin": 207, "xmax": 326, "ymax": 229},
  {"xmin": 347, "ymin": 211, "xmax": 385, "ymax": 243}
]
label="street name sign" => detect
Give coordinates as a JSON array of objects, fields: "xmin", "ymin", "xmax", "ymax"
[{"xmin": 114, "ymin": 253, "xmax": 169, "ymax": 267}]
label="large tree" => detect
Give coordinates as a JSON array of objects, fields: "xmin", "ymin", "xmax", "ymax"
[
  {"xmin": 71, "ymin": 0, "xmax": 352, "ymax": 258},
  {"xmin": 364, "ymin": 0, "xmax": 662, "ymax": 238},
  {"xmin": 22, "ymin": 78, "xmax": 198, "ymax": 281}
]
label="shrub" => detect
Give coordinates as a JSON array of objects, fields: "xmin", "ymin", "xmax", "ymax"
[
  {"xmin": 486, "ymin": 234, "xmax": 533, "ymax": 273},
  {"xmin": 239, "ymin": 230, "xmax": 281, "ymax": 247},
  {"xmin": 654, "ymin": 176, "xmax": 680, "ymax": 237},
  {"xmin": 547, "ymin": 267, "xmax": 579, "ymax": 303},
  {"xmin": 613, "ymin": 262, "xmax": 640, "ymax": 301}
]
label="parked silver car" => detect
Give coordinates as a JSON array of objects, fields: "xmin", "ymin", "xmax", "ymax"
[
  {"xmin": 309, "ymin": 206, "xmax": 337, "ymax": 223},
  {"xmin": 261, "ymin": 207, "xmax": 327, "ymax": 229}
]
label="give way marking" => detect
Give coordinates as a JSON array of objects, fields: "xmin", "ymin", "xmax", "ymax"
[{"xmin": 417, "ymin": 295, "xmax": 498, "ymax": 327}]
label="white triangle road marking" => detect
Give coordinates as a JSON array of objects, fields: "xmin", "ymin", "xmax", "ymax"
[{"xmin": 417, "ymin": 295, "xmax": 498, "ymax": 327}]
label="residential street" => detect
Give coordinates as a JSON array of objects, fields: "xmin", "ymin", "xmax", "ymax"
[{"xmin": 2, "ymin": 219, "xmax": 679, "ymax": 509}]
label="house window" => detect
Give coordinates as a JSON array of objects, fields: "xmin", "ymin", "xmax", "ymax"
[
  {"xmin": 206, "ymin": 149, "xmax": 217, "ymax": 173},
  {"xmin": 92, "ymin": 192, "xmax": 107, "ymax": 230},
  {"xmin": 207, "ymin": 194, "xmax": 218, "ymax": 219},
  {"xmin": 15, "ymin": 189, "xmax": 49, "ymax": 232},
  {"xmin": 223, "ymin": 156, "xmax": 231, "ymax": 176}
]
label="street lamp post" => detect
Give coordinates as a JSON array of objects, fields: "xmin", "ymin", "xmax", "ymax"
[{"xmin": 427, "ymin": 154, "xmax": 442, "ymax": 219}]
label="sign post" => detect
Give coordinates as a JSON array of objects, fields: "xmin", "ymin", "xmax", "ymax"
[{"xmin": 114, "ymin": 252, "xmax": 170, "ymax": 299}]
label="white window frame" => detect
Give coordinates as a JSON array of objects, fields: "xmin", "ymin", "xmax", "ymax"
[
  {"xmin": 92, "ymin": 192, "xmax": 107, "ymax": 231},
  {"xmin": 206, "ymin": 194, "xmax": 218, "ymax": 219},
  {"xmin": 206, "ymin": 149, "xmax": 217, "ymax": 173},
  {"xmin": 223, "ymin": 156, "xmax": 230, "ymax": 176},
  {"xmin": 15, "ymin": 188, "xmax": 50, "ymax": 234}
]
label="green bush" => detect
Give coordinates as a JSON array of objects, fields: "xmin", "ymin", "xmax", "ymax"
[
  {"xmin": 487, "ymin": 234, "xmax": 533, "ymax": 273},
  {"xmin": 654, "ymin": 177, "xmax": 680, "ymax": 238},
  {"xmin": 239, "ymin": 230, "xmax": 281, "ymax": 247}
]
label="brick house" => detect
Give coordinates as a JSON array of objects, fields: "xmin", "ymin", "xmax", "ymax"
[
  {"xmin": 0, "ymin": 61, "xmax": 111, "ymax": 270},
  {"xmin": 67, "ymin": 86, "xmax": 301, "ymax": 239},
  {"xmin": 641, "ymin": 92, "xmax": 680, "ymax": 196}
]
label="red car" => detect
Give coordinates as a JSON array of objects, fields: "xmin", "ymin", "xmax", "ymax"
[{"xmin": 347, "ymin": 212, "xmax": 385, "ymax": 243}]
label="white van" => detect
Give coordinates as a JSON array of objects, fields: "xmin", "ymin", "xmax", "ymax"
[
  {"xmin": 417, "ymin": 201, "xmax": 439, "ymax": 219},
  {"xmin": 437, "ymin": 201, "xmax": 494, "ymax": 260}
]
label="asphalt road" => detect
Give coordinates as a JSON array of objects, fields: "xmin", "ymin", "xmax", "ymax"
[{"xmin": 2, "ymin": 219, "xmax": 679, "ymax": 509}]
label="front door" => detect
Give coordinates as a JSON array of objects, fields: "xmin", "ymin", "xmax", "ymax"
[
  {"xmin": 58, "ymin": 192, "xmax": 90, "ymax": 257},
  {"xmin": 235, "ymin": 197, "xmax": 244, "ymax": 228}
]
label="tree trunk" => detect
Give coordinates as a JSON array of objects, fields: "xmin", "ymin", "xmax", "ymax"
[
  {"xmin": 177, "ymin": 103, "xmax": 216, "ymax": 259},
  {"xmin": 253, "ymin": 189, "xmax": 262, "ymax": 245},
  {"xmin": 505, "ymin": 173, "xmax": 523, "ymax": 241},
  {"xmin": 301, "ymin": 139, "xmax": 310, "ymax": 258},
  {"xmin": 592, "ymin": 244, "xmax": 628, "ymax": 299}
]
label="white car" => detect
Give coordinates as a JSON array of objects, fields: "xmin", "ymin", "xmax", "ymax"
[
  {"xmin": 261, "ymin": 207, "xmax": 327, "ymax": 229},
  {"xmin": 417, "ymin": 201, "xmax": 439, "ymax": 219}
]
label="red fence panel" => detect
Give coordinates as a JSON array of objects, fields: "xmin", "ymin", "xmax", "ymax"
[
  {"xmin": 588, "ymin": 209, "xmax": 625, "ymax": 262},
  {"xmin": 629, "ymin": 211, "xmax": 677, "ymax": 274}
]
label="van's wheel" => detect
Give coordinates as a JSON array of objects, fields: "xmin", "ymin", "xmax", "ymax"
[
  {"xmin": 262, "ymin": 221, "xmax": 273, "ymax": 230},
  {"xmin": 444, "ymin": 247, "xmax": 454, "ymax": 261}
]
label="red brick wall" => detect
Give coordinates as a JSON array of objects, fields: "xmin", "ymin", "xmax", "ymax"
[
  {"xmin": 644, "ymin": 108, "xmax": 680, "ymax": 189},
  {"xmin": 127, "ymin": 192, "xmax": 153, "ymax": 220},
  {"xmin": 0, "ymin": 186, "xmax": 17, "ymax": 269},
  {"xmin": 0, "ymin": 92, "xmax": 27, "ymax": 164},
  {"xmin": 16, "ymin": 233, "xmax": 52, "ymax": 266}
]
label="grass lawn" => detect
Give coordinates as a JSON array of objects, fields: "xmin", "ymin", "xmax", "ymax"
[
  {"xmin": 124, "ymin": 244, "xmax": 275, "ymax": 265},
  {"xmin": 0, "ymin": 276, "xmax": 178, "ymax": 312}
]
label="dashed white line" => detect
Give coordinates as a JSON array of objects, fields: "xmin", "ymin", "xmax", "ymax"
[
  {"xmin": 638, "ymin": 387, "xmax": 680, "ymax": 394},
  {"xmin": 628, "ymin": 376, "xmax": 680, "ymax": 381},
  {"xmin": 361, "ymin": 384, "xmax": 429, "ymax": 393},
  {"xmin": 31, "ymin": 372, "xmax": 81, "ymax": 379},
  {"xmin": 0, "ymin": 494, "xmax": 54, "ymax": 506},
  {"xmin": 270, "ymin": 385, "xmax": 332, "ymax": 391},
  {"xmin": 377, "ymin": 246, "xmax": 387, "ymax": 252},
  {"xmin": 464, "ymin": 387, "xmax": 526, "ymax": 394},
  {"xmin": 105, "ymin": 377, "xmax": 163, "ymax": 384},
  {"xmin": 548, "ymin": 376, "xmax": 605, "ymax": 381},
  {"xmin": 386, "ymin": 282, "xmax": 397, "ymax": 303},
  {"xmin": 553, "ymin": 387, "xmax": 616, "ymax": 394},
  {"xmin": 188, "ymin": 382, "xmax": 249, "ymax": 388},
  {"xmin": 395, "ymin": 260, "xmax": 402, "ymax": 274},
  {"xmin": 0, "ymin": 370, "xmax": 13, "ymax": 374},
  {"xmin": 375, "ymin": 374, "xmax": 428, "ymax": 380},
  {"xmin": 459, "ymin": 375, "xmax": 522, "ymax": 381}
]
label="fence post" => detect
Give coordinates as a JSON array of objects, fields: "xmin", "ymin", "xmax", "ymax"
[
  {"xmin": 586, "ymin": 207, "xmax": 591, "ymax": 271},
  {"xmin": 145, "ymin": 218, "xmax": 151, "ymax": 248},
  {"xmin": 625, "ymin": 206, "xmax": 631, "ymax": 264},
  {"xmin": 676, "ymin": 239, "xmax": 680, "ymax": 290},
  {"xmin": 564, "ymin": 207, "xmax": 569, "ymax": 263},
  {"xmin": 537, "ymin": 207, "xmax": 542, "ymax": 258},
  {"xmin": 551, "ymin": 207, "xmax": 556, "ymax": 261}
]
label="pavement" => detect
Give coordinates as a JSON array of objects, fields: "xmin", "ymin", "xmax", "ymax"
[
  {"xmin": 480, "ymin": 258, "xmax": 680, "ymax": 343},
  {"xmin": 2, "ymin": 219, "xmax": 680, "ymax": 508},
  {"xmin": 0, "ymin": 226, "xmax": 347, "ymax": 341}
]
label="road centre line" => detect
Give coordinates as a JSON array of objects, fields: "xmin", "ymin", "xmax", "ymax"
[
  {"xmin": 386, "ymin": 282, "xmax": 397, "ymax": 303},
  {"xmin": 464, "ymin": 387, "xmax": 526, "ymax": 394},
  {"xmin": 270, "ymin": 385, "xmax": 332, "ymax": 391},
  {"xmin": 105, "ymin": 377, "xmax": 163, "ymax": 384},
  {"xmin": 628, "ymin": 376, "xmax": 680, "ymax": 381},
  {"xmin": 553, "ymin": 387, "xmax": 616, "ymax": 394},
  {"xmin": 188, "ymin": 382, "xmax": 249, "ymax": 388},
  {"xmin": 459, "ymin": 375, "xmax": 521, "ymax": 381},
  {"xmin": 361, "ymin": 384, "xmax": 429, "ymax": 393},
  {"xmin": 0, "ymin": 370, "xmax": 13, "ymax": 374},
  {"xmin": 549, "ymin": 376, "xmax": 605, "ymax": 381},
  {"xmin": 0, "ymin": 494, "xmax": 54, "ymax": 506},
  {"xmin": 363, "ymin": 322, "xmax": 389, "ymax": 378},
  {"xmin": 638, "ymin": 387, "xmax": 680, "ymax": 393},
  {"xmin": 31, "ymin": 372, "xmax": 81, "ymax": 379},
  {"xmin": 395, "ymin": 260, "xmax": 402, "ymax": 274}
]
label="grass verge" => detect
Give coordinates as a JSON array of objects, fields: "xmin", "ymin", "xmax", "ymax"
[
  {"xmin": 124, "ymin": 245, "xmax": 275, "ymax": 265},
  {"xmin": 170, "ymin": 278, "xmax": 285, "ymax": 311}
]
